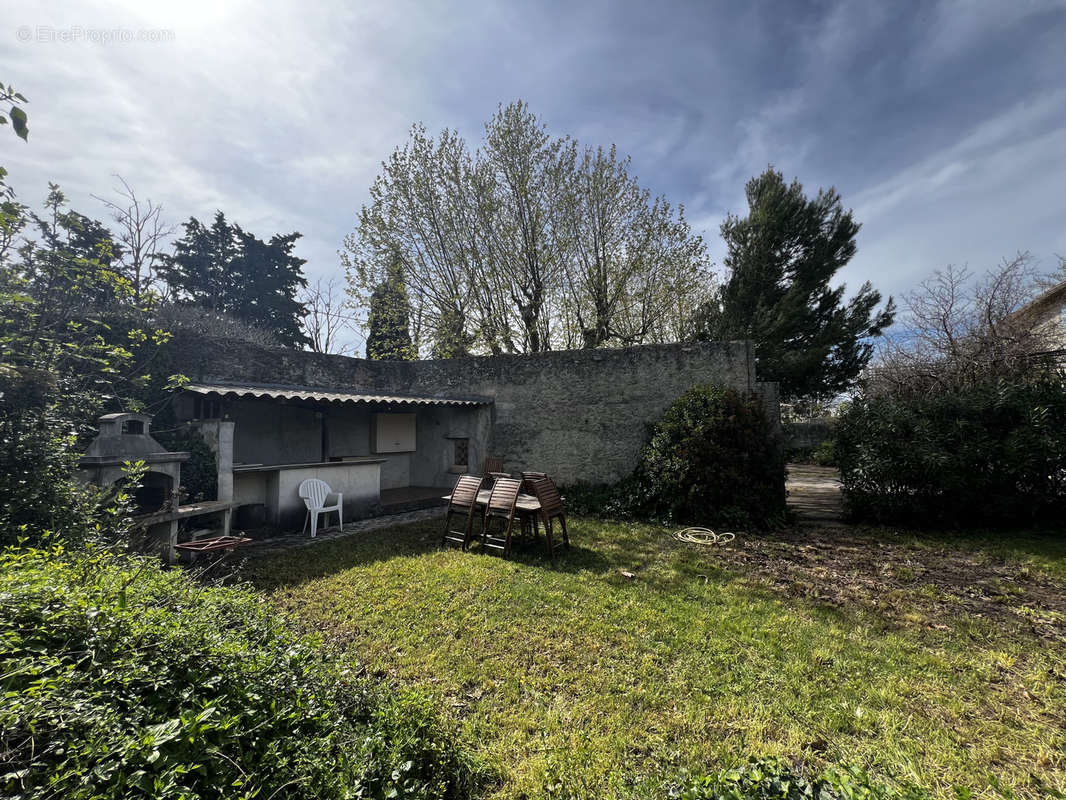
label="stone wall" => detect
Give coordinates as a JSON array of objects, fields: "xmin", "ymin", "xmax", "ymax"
[
  {"xmin": 170, "ymin": 334, "xmax": 773, "ymax": 485},
  {"xmin": 784, "ymin": 418, "xmax": 834, "ymax": 452}
]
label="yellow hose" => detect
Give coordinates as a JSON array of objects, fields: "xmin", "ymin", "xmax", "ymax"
[{"xmin": 673, "ymin": 527, "xmax": 737, "ymax": 545}]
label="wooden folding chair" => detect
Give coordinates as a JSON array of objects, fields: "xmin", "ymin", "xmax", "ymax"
[
  {"xmin": 442, "ymin": 475, "xmax": 484, "ymax": 550},
  {"xmin": 480, "ymin": 477, "xmax": 521, "ymax": 557},
  {"xmin": 526, "ymin": 476, "xmax": 570, "ymax": 560},
  {"xmin": 483, "ymin": 457, "xmax": 508, "ymax": 489}
]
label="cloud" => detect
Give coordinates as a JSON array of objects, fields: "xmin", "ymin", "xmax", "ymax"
[{"xmin": 2, "ymin": 0, "xmax": 1064, "ymax": 352}]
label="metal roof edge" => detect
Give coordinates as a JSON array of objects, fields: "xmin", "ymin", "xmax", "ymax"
[{"xmin": 181, "ymin": 381, "xmax": 493, "ymax": 407}]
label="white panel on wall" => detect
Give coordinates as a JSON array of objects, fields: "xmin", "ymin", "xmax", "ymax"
[{"xmin": 374, "ymin": 413, "xmax": 416, "ymax": 453}]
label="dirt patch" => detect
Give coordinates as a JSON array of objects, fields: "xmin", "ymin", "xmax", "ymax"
[
  {"xmin": 693, "ymin": 526, "xmax": 1066, "ymax": 639},
  {"xmin": 761, "ymin": 464, "xmax": 1065, "ymax": 637}
]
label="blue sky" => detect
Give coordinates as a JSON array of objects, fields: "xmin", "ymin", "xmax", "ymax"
[{"xmin": 2, "ymin": 0, "xmax": 1065, "ymax": 348}]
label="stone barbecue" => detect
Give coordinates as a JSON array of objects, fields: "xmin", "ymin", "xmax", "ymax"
[{"xmin": 78, "ymin": 412, "xmax": 189, "ymax": 513}]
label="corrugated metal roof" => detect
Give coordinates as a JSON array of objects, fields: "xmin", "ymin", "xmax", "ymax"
[{"xmin": 182, "ymin": 382, "xmax": 491, "ymax": 407}]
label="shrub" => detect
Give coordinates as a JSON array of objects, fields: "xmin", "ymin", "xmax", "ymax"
[
  {"xmin": 155, "ymin": 427, "xmax": 218, "ymax": 503},
  {"xmin": 670, "ymin": 758, "xmax": 930, "ymax": 800},
  {"xmin": 632, "ymin": 384, "xmax": 785, "ymax": 528},
  {"xmin": 836, "ymin": 376, "xmax": 1066, "ymax": 527},
  {"xmin": 811, "ymin": 437, "xmax": 837, "ymax": 467},
  {"xmin": 0, "ymin": 546, "xmax": 480, "ymax": 800},
  {"xmin": 561, "ymin": 386, "xmax": 785, "ymax": 528}
]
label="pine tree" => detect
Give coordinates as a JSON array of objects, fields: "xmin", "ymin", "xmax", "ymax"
[
  {"xmin": 698, "ymin": 168, "xmax": 894, "ymax": 399},
  {"xmin": 365, "ymin": 259, "xmax": 414, "ymax": 360},
  {"xmin": 161, "ymin": 213, "xmax": 309, "ymax": 347}
]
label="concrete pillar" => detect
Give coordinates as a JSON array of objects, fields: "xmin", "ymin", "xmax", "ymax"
[{"xmin": 190, "ymin": 420, "xmax": 236, "ymax": 502}]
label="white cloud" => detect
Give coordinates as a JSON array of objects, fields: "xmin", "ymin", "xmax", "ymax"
[{"xmin": 2, "ymin": 0, "xmax": 1063, "ymax": 352}]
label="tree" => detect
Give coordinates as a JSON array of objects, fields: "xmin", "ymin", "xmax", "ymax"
[
  {"xmin": 233, "ymin": 227, "xmax": 308, "ymax": 347},
  {"xmin": 560, "ymin": 144, "xmax": 711, "ymax": 348},
  {"xmin": 870, "ymin": 252, "xmax": 1060, "ymax": 397},
  {"xmin": 698, "ymin": 168, "xmax": 894, "ymax": 399},
  {"xmin": 346, "ymin": 125, "xmax": 478, "ymax": 358},
  {"xmin": 161, "ymin": 212, "xmax": 309, "ymax": 347},
  {"xmin": 365, "ymin": 258, "xmax": 415, "ymax": 360},
  {"xmin": 300, "ymin": 276, "xmax": 356, "ymax": 355},
  {"xmin": 477, "ymin": 101, "xmax": 572, "ymax": 353},
  {"xmin": 1, "ymin": 79, "xmax": 28, "ymax": 206},
  {"xmin": 344, "ymin": 101, "xmax": 712, "ymax": 357},
  {"xmin": 1, "ymin": 181, "xmax": 170, "ymax": 543},
  {"xmin": 0, "ymin": 79, "xmax": 28, "ymax": 142},
  {"xmin": 93, "ymin": 176, "xmax": 175, "ymax": 302},
  {"xmin": 20, "ymin": 184, "xmax": 129, "ymax": 312}
]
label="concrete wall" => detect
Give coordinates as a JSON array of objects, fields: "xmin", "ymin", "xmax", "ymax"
[
  {"xmin": 171, "ymin": 336, "xmax": 769, "ymax": 486},
  {"xmin": 234, "ymin": 460, "xmax": 381, "ymax": 530}
]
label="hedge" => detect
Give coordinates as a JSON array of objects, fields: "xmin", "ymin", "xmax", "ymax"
[
  {"xmin": 0, "ymin": 546, "xmax": 481, "ymax": 800},
  {"xmin": 836, "ymin": 376, "xmax": 1066, "ymax": 527}
]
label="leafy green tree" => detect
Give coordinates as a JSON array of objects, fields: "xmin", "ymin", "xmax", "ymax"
[
  {"xmin": 161, "ymin": 212, "xmax": 309, "ymax": 347},
  {"xmin": 345, "ymin": 101, "xmax": 711, "ymax": 356},
  {"xmin": 0, "ymin": 184, "xmax": 162, "ymax": 544},
  {"xmin": 233, "ymin": 227, "xmax": 308, "ymax": 347},
  {"xmin": 1, "ymin": 80, "xmax": 29, "ymax": 208},
  {"xmin": 698, "ymin": 168, "xmax": 894, "ymax": 399},
  {"xmin": 0, "ymin": 80, "xmax": 28, "ymax": 142},
  {"xmin": 365, "ymin": 258, "xmax": 415, "ymax": 360}
]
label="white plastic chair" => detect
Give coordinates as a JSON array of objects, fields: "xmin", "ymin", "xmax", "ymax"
[{"xmin": 298, "ymin": 478, "xmax": 343, "ymax": 538}]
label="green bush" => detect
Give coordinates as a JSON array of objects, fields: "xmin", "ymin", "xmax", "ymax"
[
  {"xmin": 811, "ymin": 437, "xmax": 837, "ymax": 467},
  {"xmin": 0, "ymin": 370, "xmax": 98, "ymax": 547},
  {"xmin": 155, "ymin": 427, "xmax": 218, "ymax": 503},
  {"xmin": 670, "ymin": 758, "xmax": 930, "ymax": 800},
  {"xmin": 0, "ymin": 546, "xmax": 480, "ymax": 800},
  {"xmin": 632, "ymin": 384, "xmax": 785, "ymax": 528},
  {"xmin": 836, "ymin": 376, "xmax": 1066, "ymax": 527},
  {"xmin": 565, "ymin": 386, "xmax": 785, "ymax": 528}
]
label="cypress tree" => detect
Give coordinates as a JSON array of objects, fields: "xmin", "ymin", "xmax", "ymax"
[{"xmin": 366, "ymin": 259, "xmax": 414, "ymax": 360}]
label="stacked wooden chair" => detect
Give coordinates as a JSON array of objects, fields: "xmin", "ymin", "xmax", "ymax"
[
  {"xmin": 524, "ymin": 475, "xmax": 570, "ymax": 560},
  {"xmin": 441, "ymin": 475, "xmax": 484, "ymax": 550},
  {"xmin": 483, "ymin": 456, "xmax": 510, "ymax": 488},
  {"xmin": 444, "ymin": 470, "xmax": 570, "ymax": 561},
  {"xmin": 479, "ymin": 477, "xmax": 522, "ymax": 557}
]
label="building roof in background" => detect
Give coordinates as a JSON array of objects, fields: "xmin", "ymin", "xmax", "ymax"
[
  {"xmin": 182, "ymin": 382, "xmax": 492, "ymax": 407},
  {"xmin": 1008, "ymin": 278, "xmax": 1066, "ymax": 328}
]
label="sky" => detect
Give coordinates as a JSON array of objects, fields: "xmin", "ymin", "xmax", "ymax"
[{"xmin": 2, "ymin": 0, "xmax": 1065, "ymax": 351}]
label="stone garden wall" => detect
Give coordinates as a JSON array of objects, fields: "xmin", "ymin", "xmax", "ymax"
[{"xmin": 170, "ymin": 334, "xmax": 777, "ymax": 485}]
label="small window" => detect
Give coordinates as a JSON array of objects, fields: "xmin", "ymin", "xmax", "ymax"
[
  {"xmin": 453, "ymin": 438, "xmax": 469, "ymax": 468},
  {"xmin": 122, "ymin": 419, "xmax": 144, "ymax": 435},
  {"xmin": 193, "ymin": 395, "xmax": 222, "ymax": 420}
]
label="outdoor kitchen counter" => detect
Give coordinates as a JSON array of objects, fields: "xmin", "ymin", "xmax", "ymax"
[
  {"xmin": 233, "ymin": 458, "xmax": 387, "ymax": 472},
  {"xmin": 233, "ymin": 459, "xmax": 386, "ymax": 530}
]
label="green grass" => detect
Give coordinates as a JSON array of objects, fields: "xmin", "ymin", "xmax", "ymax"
[{"xmin": 245, "ymin": 518, "xmax": 1066, "ymax": 800}]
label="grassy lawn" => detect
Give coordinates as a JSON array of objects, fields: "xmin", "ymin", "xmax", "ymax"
[{"xmin": 244, "ymin": 517, "xmax": 1066, "ymax": 799}]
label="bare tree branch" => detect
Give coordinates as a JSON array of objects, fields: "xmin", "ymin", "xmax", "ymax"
[
  {"xmin": 300, "ymin": 275, "xmax": 357, "ymax": 355},
  {"xmin": 92, "ymin": 176, "xmax": 175, "ymax": 302}
]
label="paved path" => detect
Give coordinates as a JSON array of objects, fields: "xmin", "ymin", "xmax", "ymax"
[
  {"xmin": 786, "ymin": 463, "xmax": 844, "ymax": 526},
  {"xmin": 226, "ymin": 466, "xmax": 842, "ymax": 561},
  {"xmin": 238, "ymin": 506, "xmax": 445, "ymax": 559}
]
